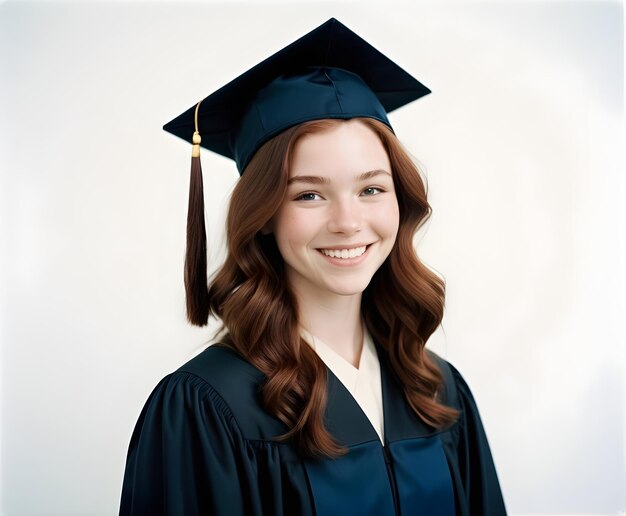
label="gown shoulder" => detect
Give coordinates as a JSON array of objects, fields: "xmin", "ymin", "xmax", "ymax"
[{"xmin": 119, "ymin": 345, "xmax": 311, "ymax": 516}]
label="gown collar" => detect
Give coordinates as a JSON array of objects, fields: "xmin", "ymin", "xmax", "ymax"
[
  {"xmin": 301, "ymin": 330, "xmax": 438, "ymax": 447},
  {"xmin": 207, "ymin": 332, "xmax": 439, "ymax": 447}
]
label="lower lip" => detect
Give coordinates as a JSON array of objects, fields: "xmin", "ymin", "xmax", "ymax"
[{"xmin": 317, "ymin": 245, "xmax": 371, "ymax": 267}]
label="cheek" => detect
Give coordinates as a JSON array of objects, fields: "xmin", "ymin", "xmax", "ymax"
[
  {"xmin": 390, "ymin": 203, "xmax": 400, "ymax": 236},
  {"xmin": 273, "ymin": 209, "xmax": 310, "ymax": 249},
  {"xmin": 372, "ymin": 198, "xmax": 400, "ymax": 238}
]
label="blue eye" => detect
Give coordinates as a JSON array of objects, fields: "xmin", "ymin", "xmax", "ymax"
[{"xmin": 295, "ymin": 192, "xmax": 321, "ymax": 201}]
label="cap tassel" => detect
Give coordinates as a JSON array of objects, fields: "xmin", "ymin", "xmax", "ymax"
[{"xmin": 184, "ymin": 101, "xmax": 209, "ymax": 326}]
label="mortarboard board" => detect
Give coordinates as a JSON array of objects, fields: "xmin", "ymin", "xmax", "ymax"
[
  {"xmin": 172, "ymin": 18, "xmax": 431, "ymax": 325},
  {"xmin": 164, "ymin": 17, "xmax": 430, "ymax": 174}
]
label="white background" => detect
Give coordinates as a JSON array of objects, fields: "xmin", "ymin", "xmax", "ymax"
[{"xmin": 1, "ymin": 1, "xmax": 624, "ymax": 514}]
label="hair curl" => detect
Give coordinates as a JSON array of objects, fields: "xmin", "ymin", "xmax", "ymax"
[{"xmin": 186, "ymin": 118, "xmax": 459, "ymax": 458}]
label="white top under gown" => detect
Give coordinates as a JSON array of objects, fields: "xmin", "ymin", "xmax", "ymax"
[{"xmin": 300, "ymin": 326, "xmax": 385, "ymax": 443}]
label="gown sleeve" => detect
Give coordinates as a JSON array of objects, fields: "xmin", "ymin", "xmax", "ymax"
[
  {"xmin": 119, "ymin": 371, "xmax": 254, "ymax": 515},
  {"xmin": 441, "ymin": 362, "xmax": 508, "ymax": 516}
]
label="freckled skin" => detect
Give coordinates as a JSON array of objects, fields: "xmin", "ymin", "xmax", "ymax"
[{"xmin": 269, "ymin": 120, "xmax": 400, "ymax": 305}]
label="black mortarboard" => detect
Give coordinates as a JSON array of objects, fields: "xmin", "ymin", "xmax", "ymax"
[
  {"xmin": 164, "ymin": 17, "xmax": 430, "ymax": 174},
  {"xmin": 172, "ymin": 18, "xmax": 431, "ymax": 326}
]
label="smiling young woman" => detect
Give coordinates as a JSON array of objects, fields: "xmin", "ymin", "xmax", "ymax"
[
  {"xmin": 120, "ymin": 18, "xmax": 507, "ymax": 516},
  {"xmin": 207, "ymin": 116, "xmax": 457, "ymax": 457}
]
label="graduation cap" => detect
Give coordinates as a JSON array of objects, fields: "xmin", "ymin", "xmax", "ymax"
[
  {"xmin": 164, "ymin": 17, "xmax": 430, "ymax": 174},
  {"xmin": 169, "ymin": 17, "xmax": 431, "ymax": 325}
]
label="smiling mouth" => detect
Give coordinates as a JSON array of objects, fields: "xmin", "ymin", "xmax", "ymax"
[{"xmin": 318, "ymin": 245, "xmax": 370, "ymax": 259}]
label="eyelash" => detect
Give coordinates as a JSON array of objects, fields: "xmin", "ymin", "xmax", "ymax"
[{"xmin": 294, "ymin": 186, "xmax": 385, "ymax": 201}]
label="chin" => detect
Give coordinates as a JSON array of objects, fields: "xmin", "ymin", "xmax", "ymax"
[{"xmin": 325, "ymin": 279, "xmax": 372, "ymax": 297}]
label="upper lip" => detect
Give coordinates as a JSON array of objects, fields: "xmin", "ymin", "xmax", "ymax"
[{"xmin": 316, "ymin": 243, "xmax": 373, "ymax": 250}]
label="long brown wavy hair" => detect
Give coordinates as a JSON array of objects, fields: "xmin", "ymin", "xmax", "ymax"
[{"xmin": 185, "ymin": 118, "xmax": 459, "ymax": 458}]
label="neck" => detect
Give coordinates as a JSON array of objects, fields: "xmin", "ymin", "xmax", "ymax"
[{"xmin": 294, "ymin": 288, "xmax": 364, "ymax": 367}]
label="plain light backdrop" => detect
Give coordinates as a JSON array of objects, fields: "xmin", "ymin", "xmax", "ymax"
[{"xmin": 1, "ymin": 1, "xmax": 624, "ymax": 514}]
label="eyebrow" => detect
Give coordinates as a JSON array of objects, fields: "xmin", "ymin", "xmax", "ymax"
[{"xmin": 287, "ymin": 169, "xmax": 392, "ymax": 186}]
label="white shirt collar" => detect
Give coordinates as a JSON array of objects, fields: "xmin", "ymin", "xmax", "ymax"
[{"xmin": 300, "ymin": 325, "xmax": 385, "ymax": 443}]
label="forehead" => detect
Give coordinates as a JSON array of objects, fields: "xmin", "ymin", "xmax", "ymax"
[{"xmin": 289, "ymin": 120, "xmax": 391, "ymax": 178}]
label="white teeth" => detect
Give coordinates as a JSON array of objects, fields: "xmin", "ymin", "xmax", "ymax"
[{"xmin": 320, "ymin": 246, "xmax": 367, "ymax": 259}]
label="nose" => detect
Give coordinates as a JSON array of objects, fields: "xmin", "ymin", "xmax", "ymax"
[{"xmin": 327, "ymin": 196, "xmax": 362, "ymax": 234}]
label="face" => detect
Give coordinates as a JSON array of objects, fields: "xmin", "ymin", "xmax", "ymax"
[{"xmin": 268, "ymin": 119, "xmax": 400, "ymax": 304}]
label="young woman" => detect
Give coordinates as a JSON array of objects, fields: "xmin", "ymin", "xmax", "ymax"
[{"xmin": 120, "ymin": 18, "xmax": 507, "ymax": 516}]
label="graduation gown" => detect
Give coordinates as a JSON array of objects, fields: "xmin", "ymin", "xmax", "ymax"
[{"xmin": 119, "ymin": 342, "xmax": 507, "ymax": 515}]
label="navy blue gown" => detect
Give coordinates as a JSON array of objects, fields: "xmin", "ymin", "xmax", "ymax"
[{"xmin": 119, "ymin": 342, "xmax": 507, "ymax": 515}]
